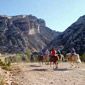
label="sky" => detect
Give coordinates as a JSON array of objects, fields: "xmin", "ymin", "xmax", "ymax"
[{"xmin": 0, "ymin": 0, "xmax": 85, "ymax": 32}]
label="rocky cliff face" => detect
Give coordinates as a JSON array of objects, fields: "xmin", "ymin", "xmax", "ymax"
[
  {"xmin": 0, "ymin": 15, "xmax": 59, "ymax": 53},
  {"xmin": 48, "ymin": 15, "xmax": 85, "ymax": 55}
]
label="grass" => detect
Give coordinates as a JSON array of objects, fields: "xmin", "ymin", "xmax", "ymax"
[
  {"xmin": 80, "ymin": 53, "xmax": 85, "ymax": 62},
  {"xmin": 0, "ymin": 59, "xmax": 11, "ymax": 71}
]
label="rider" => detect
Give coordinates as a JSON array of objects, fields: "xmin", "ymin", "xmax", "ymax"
[
  {"xmin": 57, "ymin": 48, "xmax": 61, "ymax": 54},
  {"xmin": 57, "ymin": 48, "xmax": 62, "ymax": 59},
  {"xmin": 45, "ymin": 49, "xmax": 50, "ymax": 56},
  {"xmin": 71, "ymin": 48, "xmax": 76, "ymax": 54},
  {"xmin": 50, "ymin": 48, "xmax": 57, "ymax": 57},
  {"xmin": 39, "ymin": 48, "xmax": 44, "ymax": 56},
  {"xmin": 50, "ymin": 48, "xmax": 59, "ymax": 68},
  {"xmin": 44, "ymin": 49, "xmax": 50, "ymax": 62},
  {"xmin": 70, "ymin": 47, "xmax": 76, "ymax": 57}
]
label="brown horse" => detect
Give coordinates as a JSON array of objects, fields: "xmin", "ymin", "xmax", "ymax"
[
  {"xmin": 49, "ymin": 54, "xmax": 59, "ymax": 69},
  {"xmin": 38, "ymin": 54, "xmax": 60, "ymax": 69},
  {"xmin": 38, "ymin": 54, "xmax": 49, "ymax": 65}
]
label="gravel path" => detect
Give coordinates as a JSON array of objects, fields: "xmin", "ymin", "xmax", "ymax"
[{"xmin": 11, "ymin": 62, "xmax": 85, "ymax": 85}]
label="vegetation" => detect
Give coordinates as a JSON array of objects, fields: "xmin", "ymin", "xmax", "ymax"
[
  {"xmin": 0, "ymin": 77, "xmax": 5, "ymax": 85},
  {"xmin": 0, "ymin": 59, "xmax": 11, "ymax": 71},
  {"xmin": 16, "ymin": 53, "xmax": 22, "ymax": 62},
  {"xmin": 15, "ymin": 49, "xmax": 31, "ymax": 62},
  {"xmin": 80, "ymin": 53, "xmax": 85, "ymax": 62},
  {"xmin": 25, "ymin": 49, "xmax": 31, "ymax": 62}
]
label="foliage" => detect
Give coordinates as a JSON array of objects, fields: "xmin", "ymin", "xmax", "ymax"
[
  {"xmin": 25, "ymin": 49, "xmax": 31, "ymax": 57},
  {"xmin": 16, "ymin": 53, "xmax": 22, "ymax": 62},
  {"xmin": 25, "ymin": 49, "xmax": 31, "ymax": 62},
  {"xmin": 80, "ymin": 53, "xmax": 85, "ymax": 62},
  {"xmin": 0, "ymin": 59, "xmax": 5, "ymax": 66},
  {"xmin": 0, "ymin": 59, "xmax": 11, "ymax": 71},
  {"xmin": 1, "ymin": 65, "xmax": 11, "ymax": 71},
  {"xmin": 16, "ymin": 49, "xmax": 31, "ymax": 62}
]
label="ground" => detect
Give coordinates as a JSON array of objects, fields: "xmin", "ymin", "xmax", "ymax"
[{"xmin": 0, "ymin": 62, "xmax": 85, "ymax": 85}]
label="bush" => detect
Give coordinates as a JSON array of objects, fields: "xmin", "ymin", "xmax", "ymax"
[
  {"xmin": 1, "ymin": 65, "xmax": 11, "ymax": 71},
  {"xmin": 16, "ymin": 51, "xmax": 31, "ymax": 62},
  {"xmin": 0, "ymin": 59, "xmax": 5, "ymax": 66},
  {"xmin": 0, "ymin": 59, "xmax": 11, "ymax": 71},
  {"xmin": 80, "ymin": 53, "xmax": 85, "ymax": 62},
  {"xmin": 25, "ymin": 49, "xmax": 31, "ymax": 62},
  {"xmin": 16, "ymin": 53, "xmax": 22, "ymax": 62}
]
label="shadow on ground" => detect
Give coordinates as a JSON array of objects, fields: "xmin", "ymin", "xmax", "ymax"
[
  {"xmin": 30, "ymin": 68, "xmax": 48, "ymax": 71},
  {"xmin": 29, "ymin": 65, "xmax": 41, "ymax": 67},
  {"xmin": 53, "ymin": 68, "xmax": 72, "ymax": 71}
]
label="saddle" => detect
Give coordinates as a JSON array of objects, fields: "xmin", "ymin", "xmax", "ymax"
[{"xmin": 50, "ymin": 55, "xmax": 59, "ymax": 63}]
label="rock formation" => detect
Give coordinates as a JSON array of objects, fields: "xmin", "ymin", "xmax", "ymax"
[{"xmin": 0, "ymin": 15, "xmax": 59, "ymax": 53}]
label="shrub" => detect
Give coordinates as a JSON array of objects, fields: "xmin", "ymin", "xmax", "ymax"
[
  {"xmin": 16, "ymin": 53, "xmax": 22, "ymax": 62},
  {"xmin": 25, "ymin": 49, "xmax": 31, "ymax": 62},
  {"xmin": 80, "ymin": 53, "xmax": 85, "ymax": 62},
  {"xmin": 0, "ymin": 59, "xmax": 5, "ymax": 66},
  {"xmin": 1, "ymin": 65, "xmax": 11, "ymax": 71},
  {"xmin": 0, "ymin": 59, "xmax": 11, "ymax": 71}
]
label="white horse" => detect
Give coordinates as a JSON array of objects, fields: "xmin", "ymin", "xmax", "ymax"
[{"xmin": 65, "ymin": 53, "xmax": 81, "ymax": 68}]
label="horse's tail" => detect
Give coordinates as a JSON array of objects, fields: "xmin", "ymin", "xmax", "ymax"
[{"xmin": 76, "ymin": 54, "xmax": 81, "ymax": 63}]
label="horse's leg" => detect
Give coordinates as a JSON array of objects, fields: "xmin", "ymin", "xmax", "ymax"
[
  {"xmin": 50, "ymin": 62, "xmax": 52, "ymax": 67},
  {"xmin": 55, "ymin": 62, "xmax": 58, "ymax": 69},
  {"xmin": 43, "ymin": 56, "xmax": 46, "ymax": 65},
  {"xmin": 40, "ymin": 56, "xmax": 43, "ymax": 65},
  {"xmin": 70, "ymin": 62, "xmax": 75, "ymax": 68},
  {"xmin": 52, "ymin": 62, "xmax": 58, "ymax": 69},
  {"xmin": 76, "ymin": 62, "xmax": 80, "ymax": 68},
  {"xmin": 73, "ymin": 62, "xmax": 79, "ymax": 68},
  {"xmin": 53, "ymin": 62, "xmax": 55, "ymax": 69},
  {"xmin": 59, "ymin": 55, "xmax": 62, "ymax": 61},
  {"xmin": 62, "ymin": 56, "xmax": 65, "ymax": 62},
  {"xmin": 39, "ymin": 60, "xmax": 41, "ymax": 66}
]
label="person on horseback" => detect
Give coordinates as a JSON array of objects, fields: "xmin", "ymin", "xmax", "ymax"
[
  {"xmin": 71, "ymin": 48, "xmax": 76, "ymax": 54},
  {"xmin": 44, "ymin": 49, "xmax": 50, "ymax": 56},
  {"xmin": 57, "ymin": 48, "xmax": 61, "ymax": 55},
  {"xmin": 57, "ymin": 48, "xmax": 62, "ymax": 60},
  {"xmin": 44, "ymin": 49, "xmax": 50, "ymax": 63},
  {"xmin": 40, "ymin": 48, "xmax": 44, "ymax": 56},
  {"xmin": 38, "ymin": 48, "xmax": 45, "ymax": 64},
  {"xmin": 50, "ymin": 48, "xmax": 59, "ymax": 68},
  {"xmin": 70, "ymin": 47, "xmax": 76, "ymax": 57},
  {"xmin": 50, "ymin": 48, "xmax": 57, "ymax": 57},
  {"xmin": 57, "ymin": 45, "xmax": 64, "ymax": 60}
]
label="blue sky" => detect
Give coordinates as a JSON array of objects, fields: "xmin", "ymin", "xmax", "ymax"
[{"xmin": 0, "ymin": 0, "xmax": 85, "ymax": 32}]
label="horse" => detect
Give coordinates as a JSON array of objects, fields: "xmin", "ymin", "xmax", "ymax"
[
  {"xmin": 65, "ymin": 53, "xmax": 81, "ymax": 68},
  {"xmin": 49, "ymin": 54, "xmax": 59, "ymax": 69},
  {"xmin": 37, "ymin": 54, "xmax": 49, "ymax": 65},
  {"xmin": 57, "ymin": 54, "xmax": 65, "ymax": 61},
  {"xmin": 38, "ymin": 53, "xmax": 61, "ymax": 69}
]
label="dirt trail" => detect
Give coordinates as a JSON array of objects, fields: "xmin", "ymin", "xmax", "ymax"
[{"xmin": 10, "ymin": 62, "xmax": 85, "ymax": 85}]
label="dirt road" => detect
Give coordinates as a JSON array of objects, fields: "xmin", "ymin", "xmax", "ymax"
[{"xmin": 10, "ymin": 62, "xmax": 85, "ymax": 85}]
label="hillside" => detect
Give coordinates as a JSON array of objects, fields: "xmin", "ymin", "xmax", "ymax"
[
  {"xmin": 0, "ymin": 15, "xmax": 60, "ymax": 53},
  {"xmin": 47, "ymin": 15, "xmax": 85, "ymax": 55}
]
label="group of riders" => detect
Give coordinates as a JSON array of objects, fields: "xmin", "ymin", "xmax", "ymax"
[
  {"xmin": 40, "ymin": 47, "xmax": 76, "ymax": 61},
  {"xmin": 39, "ymin": 47, "xmax": 76, "ymax": 59},
  {"xmin": 30, "ymin": 46, "xmax": 77, "ymax": 69}
]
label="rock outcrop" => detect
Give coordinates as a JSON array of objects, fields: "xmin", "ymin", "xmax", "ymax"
[{"xmin": 0, "ymin": 15, "xmax": 59, "ymax": 53}]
